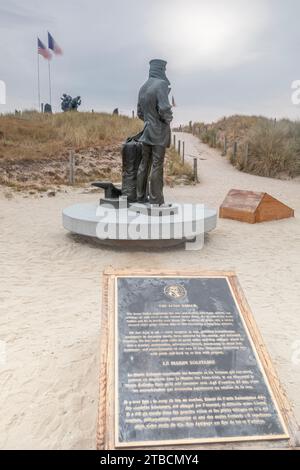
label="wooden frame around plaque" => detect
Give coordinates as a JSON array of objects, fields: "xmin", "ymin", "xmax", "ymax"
[{"xmin": 97, "ymin": 269, "xmax": 299, "ymax": 450}]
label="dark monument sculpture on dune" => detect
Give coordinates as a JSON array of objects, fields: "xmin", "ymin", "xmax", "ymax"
[
  {"xmin": 61, "ymin": 94, "xmax": 82, "ymax": 112},
  {"xmin": 44, "ymin": 103, "xmax": 52, "ymax": 114}
]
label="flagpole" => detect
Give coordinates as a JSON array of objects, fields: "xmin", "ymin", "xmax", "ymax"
[
  {"xmin": 48, "ymin": 60, "xmax": 52, "ymax": 107},
  {"xmin": 37, "ymin": 40, "xmax": 41, "ymax": 111}
]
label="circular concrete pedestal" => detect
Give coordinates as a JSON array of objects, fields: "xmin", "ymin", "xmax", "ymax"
[{"xmin": 62, "ymin": 202, "xmax": 217, "ymax": 249}]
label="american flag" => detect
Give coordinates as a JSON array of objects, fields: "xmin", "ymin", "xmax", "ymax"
[
  {"xmin": 38, "ymin": 38, "xmax": 52, "ymax": 60},
  {"xmin": 48, "ymin": 32, "xmax": 63, "ymax": 55}
]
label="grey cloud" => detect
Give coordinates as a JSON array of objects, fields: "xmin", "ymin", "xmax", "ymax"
[
  {"xmin": 0, "ymin": 1, "xmax": 51, "ymax": 28},
  {"xmin": 0, "ymin": 0, "xmax": 300, "ymax": 122}
]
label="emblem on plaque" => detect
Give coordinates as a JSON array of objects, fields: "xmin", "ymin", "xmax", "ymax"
[{"xmin": 164, "ymin": 284, "xmax": 187, "ymax": 300}]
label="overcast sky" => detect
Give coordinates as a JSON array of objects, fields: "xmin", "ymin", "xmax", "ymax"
[{"xmin": 0, "ymin": 0, "xmax": 300, "ymax": 123}]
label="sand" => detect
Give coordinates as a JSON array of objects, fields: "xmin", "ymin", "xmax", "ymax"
[{"xmin": 0, "ymin": 132, "xmax": 299, "ymax": 449}]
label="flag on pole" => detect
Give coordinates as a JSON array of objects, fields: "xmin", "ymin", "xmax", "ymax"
[
  {"xmin": 172, "ymin": 95, "xmax": 177, "ymax": 107},
  {"xmin": 48, "ymin": 32, "xmax": 63, "ymax": 55},
  {"xmin": 38, "ymin": 38, "xmax": 52, "ymax": 60}
]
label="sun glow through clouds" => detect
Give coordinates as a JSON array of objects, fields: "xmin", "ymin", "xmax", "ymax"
[{"xmin": 149, "ymin": 0, "xmax": 269, "ymax": 71}]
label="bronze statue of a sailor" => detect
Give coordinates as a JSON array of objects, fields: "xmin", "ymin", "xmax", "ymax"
[{"xmin": 136, "ymin": 59, "xmax": 173, "ymax": 205}]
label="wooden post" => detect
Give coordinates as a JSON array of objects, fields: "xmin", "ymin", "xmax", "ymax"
[
  {"xmin": 244, "ymin": 143, "xmax": 249, "ymax": 167},
  {"xmin": 222, "ymin": 136, "xmax": 227, "ymax": 157},
  {"xmin": 193, "ymin": 158, "xmax": 198, "ymax": 183},
  {"xmin": 173, "ymin": 134, "xmax": 176, "ymax": 148},
  {"xmin": 69, "ymin": 152, "xmax": 75, "ymax": 185},
  {"xmin": 233, "ymin": 141, "xmax": 238, "ymax": 161},
  {"xmin": 178, "ymin": 140, "xmax": 181, "ymax": 156},
  {"xmin": 182, "ymin": 141, "xmax": 185, "ymax": 164},
  {"xmin": 132, "ymin": 110, "xmax": 135, "ymax": 119}
]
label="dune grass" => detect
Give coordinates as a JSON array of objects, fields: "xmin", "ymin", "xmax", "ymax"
[
  {"xmin": 0, "ymin": 111, "xmax": 194, "ymax": 190},
  {"xmin": 0, "ymin": 111, "xmax": 142, "ymax": 162},
  {"xmin": 166, "ymin": 146, "xmax": 194, "ymax": 183},
  {"xmin": 187, "ymin": 115, "xmax": 300, "ymax": 179},
  {"xmin": 240, "ymin": 119, "xmax": 300, "ymax": 177}
]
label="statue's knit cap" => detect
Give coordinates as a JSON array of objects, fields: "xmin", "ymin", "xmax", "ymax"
[{"xmin": 149, "ymin": 59, "xmax": 170, "ymax": 84}]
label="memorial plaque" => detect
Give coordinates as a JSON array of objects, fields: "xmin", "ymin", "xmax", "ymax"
[
  {"xmin": 114, "ymin": 275, "xmax": 288, "ymax": 447},
  {"xmin": 97, "ymin": 270, "xmax": 299, "ymax": 450}
]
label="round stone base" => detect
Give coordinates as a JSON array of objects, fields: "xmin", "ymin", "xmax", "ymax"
[
  {"xmin": 70, "ymin": 235, "xmax": 186, "ymax": 250},
  {"xmin": 62, "ymin": 202, "xmax": 217, "ymax": 248}
]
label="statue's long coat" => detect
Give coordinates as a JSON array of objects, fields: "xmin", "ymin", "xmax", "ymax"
[{"xmin": 137, "ymin": 74, "xmax": 173, "ymax": 148}]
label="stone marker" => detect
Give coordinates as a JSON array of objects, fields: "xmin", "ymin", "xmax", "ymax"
[{"xmin": 220, "ymin": 189, "xmax": 294, "ymax": 224}]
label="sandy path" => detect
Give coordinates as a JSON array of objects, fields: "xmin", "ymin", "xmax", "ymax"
[{"xmin": 0, "ymin": 132, "xmax": 299, "ymax": 449}]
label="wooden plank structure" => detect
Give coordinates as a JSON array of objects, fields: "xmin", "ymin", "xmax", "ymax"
[
  {"xmin": 97, "ymin": 268, "xmax": 299, "ymax": 450},
  {"xmin": 220, "ymin": 189, "xmax": 294, "ymax": 224}
]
